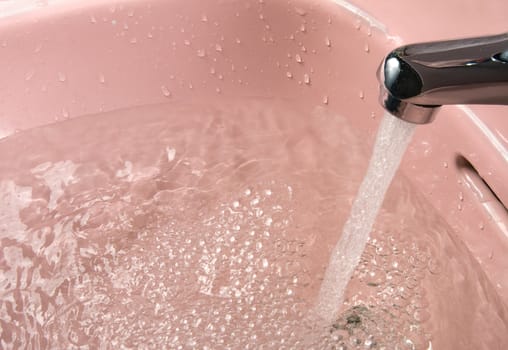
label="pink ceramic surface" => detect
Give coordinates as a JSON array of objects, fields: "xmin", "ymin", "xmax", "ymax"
[{"xmin": 0, "ymin": 0, "xmax": 507, "ymax": 349}]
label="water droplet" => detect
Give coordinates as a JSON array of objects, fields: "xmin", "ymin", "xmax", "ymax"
[
  {"xmin": 364, "ymin": 43, "xmax": 370, "ymax": 53},
  {"xmin": 62, "ymin": 107, "xmax": 70, "ymax": 119},
  {"xmin": 123, "ymin": 23, "xmax": 129, "ymax": 30},
  {"xmin": 127, "ymin": 9, "xmax": 134, "ymax": 17},
  {"xmin": 215, "ymin": 43, "xmax": 223, "ymax": 52},
  {"xmin": 300, "ymin": 24, "xmax": 306, "ymax": 32},
  {"xmin": 201, "ymin": 14, "xmax": 208, "ymax": 22},
  {"xmin": 235, "ymin": 38, "xmax": 241, "ymax": 44},
  {"xmin": 215, "ymin": 87, "xmax": 221, "ymax": 94},
  {"xmin": 210, "ymin": 67, "xmax": 216, "ymax": 75},
  {"xmin": 359, "ymin": 90, "xmax": 364, "ymax": 99},
  {"xmin": 147, "ymin": 32, "xmax": 153, "ymax": 38},
  {"xmin": 34, "ymin": 42, "xmax": 43, "ymax": 53},
  {"xmin": 354, "ymin": 19, "xmax": 361, "ymax": 30},
  {"xmin": 89, "ymin": 15, "xmax": 97, "ymax": 23},
  {"xmin": 130, "ymin": 37, "xmax": 137, "ymax": 44},
  {"xmin": 57, "ymin": 72, "xmax": 66, "ymax": 82},
  {"xmin": 295, "ymin": 54, "xmax": 303, "ymax": 63},
  {"xmin": 289, "ymin": 34, "xmax": 295, "ymax": 40},
  {"xmin": 295, "ymin": 7, "xmax": 306, "ymax": 16},
  {"xmin": 325, "ymin": 37, "xmax": 331, "ymax": 47},
  {"xmin": 301, "ymin": 45, "xmax": 307, "ymax": 52},
  {"xmin": 367, "ymin": 26, "xmax": 372, "ymax": 37},
  {"xmin": 443, "ymin": 161, "xmax": 448, "ymax": 168},
  {"xmin": 218, "ymin": 74, "xmax": 223, "ymax": 80},
  {"xmin": 303, "ymin": 73, "xmax": 310, "ymax": 85},
  {"xmin": 161, "ymin": 85, "xmax": 171, "ymax": 97},
  {"xmin": 99, "ymin": 73, "xmax": 105, "ymax": 84},
  {"xmin": 259, "ymin": 13, "xmax": 264, "ymax": 20},
  {"xmin": 479, "ymin": 222, "xmax": 485, "ymax": 230},
  {"xmin": 322, "ymin": 95, "xmax": 329, "ymax": 104},
  {"xmin": 286, "ymin": 71, "xmax": 293, "ymax": 79},
  {"xmin": 457, "ymin": 203, "xmax": 463, "ymax": 211},
  {"xmin": 196, "ymin": 49, "xmax": 206, "ymax": 57},
  {"xmin": 327, "ymin": 17, "xmax": 332, "ymax": 24},
  {"xmin": 458, "ymin": 191, "xmax": 464, "ymax": 201},
  {"xmin": 25, "ymin": 71, "xmax": 34, "ymax": 81},
  {"xmin": 184, "ymin": 39, "xmax": 191, "ymax": 46},
  {"xmin": 371, "ymin": 112, "xmax": 376, "ymax": 119}
]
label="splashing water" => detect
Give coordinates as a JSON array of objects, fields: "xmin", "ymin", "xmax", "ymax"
[{"xmin": 314, "ymin": 112, "xmax": 416, "ymax": 323}]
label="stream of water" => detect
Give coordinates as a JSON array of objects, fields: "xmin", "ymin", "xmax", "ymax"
[{"xmin": 314, "ymin": 113, "xmax": 416, "ymax": 323}]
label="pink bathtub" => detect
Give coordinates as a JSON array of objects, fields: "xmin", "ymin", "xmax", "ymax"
[{"xmin": 1, "ymin": 0, "xmax": 507, "ymax": 349}]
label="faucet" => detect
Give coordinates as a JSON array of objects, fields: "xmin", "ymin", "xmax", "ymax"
[{"xmin": 378, "ymin": 33, "xmax": 508, "ymax": 124}]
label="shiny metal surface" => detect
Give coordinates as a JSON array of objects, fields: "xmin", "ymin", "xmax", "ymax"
[{"xmin": 378, "ymin": 33, "xmax": 508, "ymax": 124}]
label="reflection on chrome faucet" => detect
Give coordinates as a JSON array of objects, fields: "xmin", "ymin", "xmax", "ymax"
[{"xmin": 378, "ymin": 33, "xmax": 508, "ymax": 124}]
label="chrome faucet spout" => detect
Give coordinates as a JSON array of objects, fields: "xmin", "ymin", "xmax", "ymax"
[{"xmin": 378, "ymin": 33, "xmax": 508, "ymax": 124}]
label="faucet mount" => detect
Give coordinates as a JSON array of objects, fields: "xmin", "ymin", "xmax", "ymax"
[{"xmin": 378, "ymin": 33, "xmax": 508, "ymax": 124}]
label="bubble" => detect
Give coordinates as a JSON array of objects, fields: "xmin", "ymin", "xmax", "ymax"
[
  {"xmin": 286, "ymin": 72, "xmax": 293, "ymax": 79},
  {"xmin": 262, "ymin": 258, "xmax": 269, "ymax": 268},
  {"xmin": 427, "ymin": 258, "xmax": 441, "ymax": 274},
  {"xmin": 413, "ymin": 309, "xmax": 431, "ymax": 323},
  {"xmin": 295, "ymin": 54, "xmax": 303, "ymax": 63}
]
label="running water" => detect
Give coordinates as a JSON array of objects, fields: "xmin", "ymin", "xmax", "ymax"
[{"xmin": 314, "ymin": 112, "xmax": 416, "ymax": 323}]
